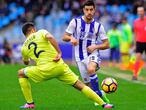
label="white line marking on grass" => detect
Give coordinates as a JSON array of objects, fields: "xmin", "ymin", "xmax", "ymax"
[{"xmin": 99, "ymin": 70, "xmax": 146, "ymax": 85}]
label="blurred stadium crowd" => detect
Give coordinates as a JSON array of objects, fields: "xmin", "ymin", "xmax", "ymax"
[{"xmin": 0, "ymin": 0, "xmax": 145, "ymax": 64}]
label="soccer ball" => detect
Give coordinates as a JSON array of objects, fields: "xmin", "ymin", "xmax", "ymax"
[{"xmin": 101, "ymin": 77, "xmax": 118, "ymax": 93}]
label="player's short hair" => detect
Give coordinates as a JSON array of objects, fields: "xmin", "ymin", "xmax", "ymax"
[
  {"xmin": 22, "ymin": 22, "xmax": 35, "ymax": 36},
  {"xmin": 112, "ymin": 22, "xmax": 118, "ymax": 28},
  {"xmin": 82, "ymin": 0, "xmax": 95, "ymax": 8}
]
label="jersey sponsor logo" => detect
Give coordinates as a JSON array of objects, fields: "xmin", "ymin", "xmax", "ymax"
[
  {"xmin": 80, "ymin": 31, "xmax": 86, "ymax": 39},
  {"xmin": 79, "ymin": 31, "xmax": 94, "ymax": 40},
  {"xmin": 87, "ymin": 32, "xmax": 94, "ymax": 39}
]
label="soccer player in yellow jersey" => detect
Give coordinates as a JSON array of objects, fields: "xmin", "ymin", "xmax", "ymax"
[{"xmin": 18, "ymin": 22, "xmax": 113, "ymax": 109}]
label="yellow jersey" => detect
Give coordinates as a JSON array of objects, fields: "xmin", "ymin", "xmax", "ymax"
[{"xmin": 21, "ymin": 29, "xmax": 64, "ymax": 70}]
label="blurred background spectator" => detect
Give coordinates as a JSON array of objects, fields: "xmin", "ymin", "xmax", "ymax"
[
  {"xmin": 0, "ymin": 0, "xmax": 145, "ymax": 64},
  {"xmin": 119, "ymin": 17, "xmax": 133, "ymax": 70},
  {"xmin": 107, "ymin": 23, "xmax": 121, "ymax": 66}
]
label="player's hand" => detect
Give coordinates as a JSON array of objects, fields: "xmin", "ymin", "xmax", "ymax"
[
  {"xmin": 70, "ymin": 37, "xmax": 78, "ymax": 46},
  {"xmin": 87, "ymin": 44, "xmax": 97, "ymax": 53},
  {"xmin": 53, "ymin": 53, "xmax": 62, "ymax": 62}
]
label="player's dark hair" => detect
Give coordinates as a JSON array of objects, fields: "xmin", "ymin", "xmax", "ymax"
[
  {"xmin": 82, "ymin": 0, "xmax": 95, "ymax": 8},
  {"xmin": 112, "ymin": 22, "xmax": 118, "ymax": 28},
  {"xmin": 22, "ymin": 22, "xmax": 35, "ymax": 36}
]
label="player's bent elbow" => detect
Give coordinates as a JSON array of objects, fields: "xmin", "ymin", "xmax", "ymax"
[
  {"xmin": 62, "ymin": 37, "xmax": 66, "ymax": 41},
  {"xmin": 62, "ymin": 33, "xmax": 72, "ymax": 42},
  {"xmin": 24, "ymin": 61, "xmax": 29, "ymax": 65},
  {"xmin": 62, "ymin": 36, "xmax": 70, "ymax": 42}
]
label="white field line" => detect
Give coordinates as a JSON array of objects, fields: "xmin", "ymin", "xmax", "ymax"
[{"xmin": 99, "ymin": 70, "xmax": 146, "ymax": 85}]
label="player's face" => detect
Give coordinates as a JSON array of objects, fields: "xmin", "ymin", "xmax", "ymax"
[
  {"xmin": 137, "ymin": 7, "xmax": 145, "ymax": 18},
  {"xmin": 83, "ymin": 6, "xmax": 95, "ymax": 20},
  {"xmin": 122, "ymin": 19, "xmax": 126, "ymax": 24},
  {"xmin": 26, "ymin": 27, "xmax": 36, "ymax": 37}
]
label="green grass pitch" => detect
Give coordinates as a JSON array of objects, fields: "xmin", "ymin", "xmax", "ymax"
[{"xmin": 0, "ymin": 64, "xmax": 146, "ymax": 110}]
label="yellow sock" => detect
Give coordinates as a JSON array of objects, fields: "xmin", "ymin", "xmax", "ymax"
[
  {"xmin": 81, "ymin": 86, "xmax": 105, "ymax": 105},
  {"xmin": 19, "ymin": 78, "xmax": 33, "ymax": 103},
  {"xmin": 122, "ymin": 55, "xmax": 130, "ymax": 66}
]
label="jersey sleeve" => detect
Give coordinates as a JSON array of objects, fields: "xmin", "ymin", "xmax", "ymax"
[
  {"xmin": 39, "ymin": 29, "xmax": 54, "ymax": 39},
  {"xmin": 98, "ymin": 25, "xmax": 108, "ymax": 40},
  {"xmin": 21, "ymin": 46, "xmax": 29, "ymax": 61},
  {"xmin": 65, "ymin": 19, "xmax": 76, "ymax": 35}
]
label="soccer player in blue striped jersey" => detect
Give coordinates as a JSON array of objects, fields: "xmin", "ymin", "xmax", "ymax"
[{"xmin": 62, "ymin": 0, "xmax": 110, "ymax": 104}]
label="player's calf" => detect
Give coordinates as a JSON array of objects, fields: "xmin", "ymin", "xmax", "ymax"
[{"xmin": 73, "ymin": 80, "xmax": 114, "ymax": 108}]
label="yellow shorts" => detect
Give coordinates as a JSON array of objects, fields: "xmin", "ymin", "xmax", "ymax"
[
  {"xmin": 23, "ymin": 63, "xmax": 78, "ymax": 85},
  {"xmin": 120, "ymin": 42, "xmax": 130, "ymax": 53}
]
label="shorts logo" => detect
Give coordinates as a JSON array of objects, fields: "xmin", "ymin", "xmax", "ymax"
[{"xmin": 91, "ymin": 56, "xmax": 95, "ymax": 60}]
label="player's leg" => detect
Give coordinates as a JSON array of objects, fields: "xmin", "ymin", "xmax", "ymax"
[
  {"xmin": 87, "ymin": 56, "xmax": 110, "ymax": 103},
  {"xmin": 120, "ymin": 43, "xmax": 130, "ymax": 70},
  {"xmin": 120, "ymin": 53, "xmax": 129, "ymax": 70},
  {"xmin": 115, "ymin": 47, "xmax": 120, "ymax": 63},
  {"xmin": 73, "ymin": 80, "xmax": 113, "ymax": 108},
  {"xmin": 77, "ymin": 61, "xmax": 100, "ymax": 105},
  {"xmin": 76, "ymin": 61, "xmax": 91, "ymax": 86},
  {"xmin": 133, "ymin": 53, "xmax": 142, "ymax": 80},
  {"xmin": 18, "ymin": 66, "xmax": 45, "ymax": 108},
  {"xmin": 57, "ymin": 63, "xmax": 113, "ymax": 108},
  {"xmin": 109, "ymin": 48, "xmax": 114, "ymax": 66},
  {"xmin": 133, "ymin": 42, "xmax": 144, "ymax": 80},
  {"xmin": 18, "ymin": 69, "xmax": 35, "ymax": 108},
  {"xmin": 88, "ymin": 61, "xmax": 102, "ymax": 95}
]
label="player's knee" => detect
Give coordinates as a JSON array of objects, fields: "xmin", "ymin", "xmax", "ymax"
[
  {"xmin": 73, "ymin": 80, "xmax": 84, "ymax": 91},
  {"xmin": 18, "ymin": 69, "xmax": 25, "ymax": 78},
  {"xmin": 87, "ymin": 67, "xmax": 95, "ymax": 74}
]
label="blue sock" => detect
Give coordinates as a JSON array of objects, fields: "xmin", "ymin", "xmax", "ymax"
[{"xmin": 89, "ymin": 74, "xmax": 102, "ymax": 97}]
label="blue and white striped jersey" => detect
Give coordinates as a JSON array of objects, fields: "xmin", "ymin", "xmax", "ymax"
[{"xmin": 66, "ymin": 16, "xmax": 108, "ymax": 61}]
